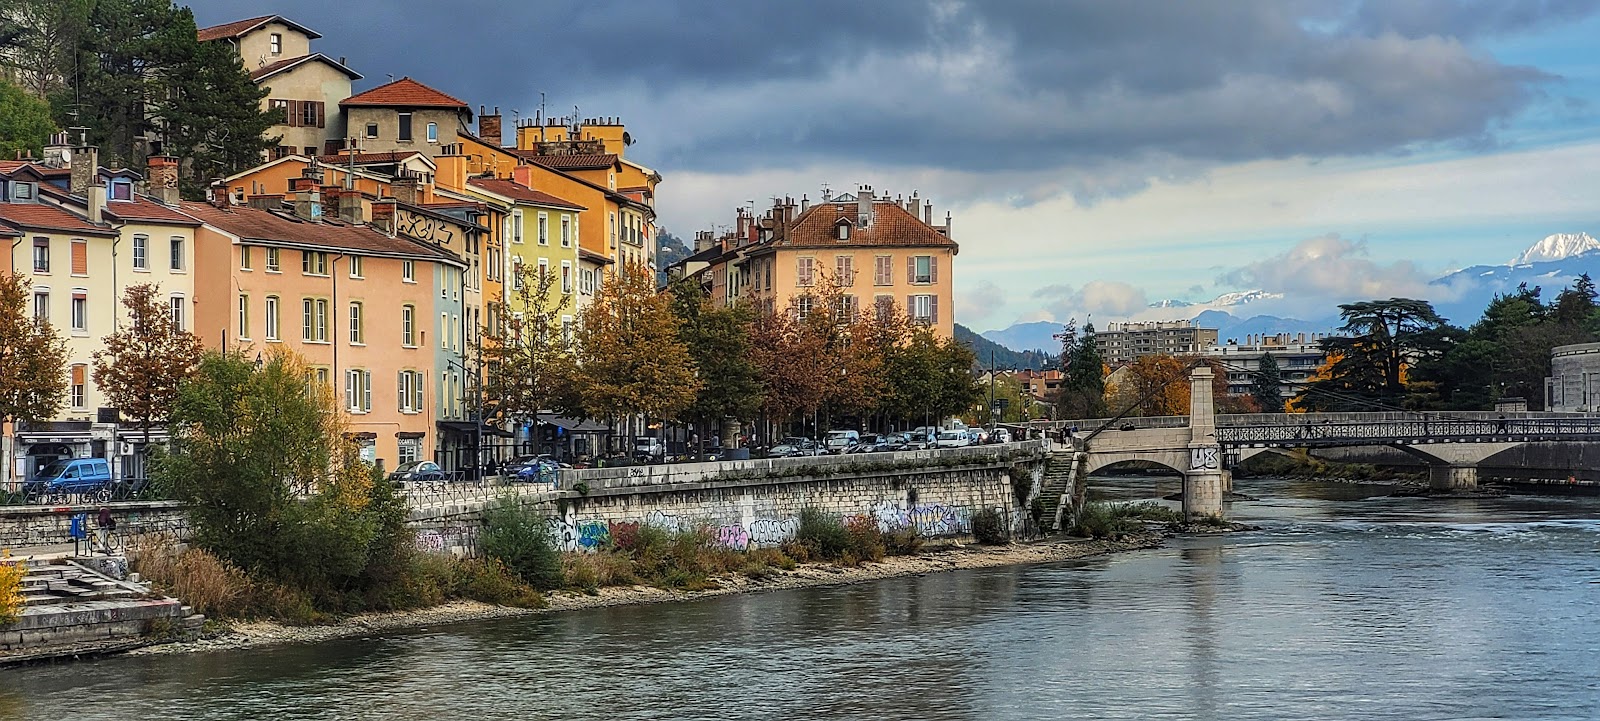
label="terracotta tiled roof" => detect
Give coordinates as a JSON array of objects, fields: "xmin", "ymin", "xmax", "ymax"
[
  {"xmin": 197, "ymin": 15, "xmax": 320, "ymax": 42},
  {"xmin": 513, "ymin": 151, "xmax": 618, "ymax": 170},
  {"xmin": 102, "ymin": 197, "xmax": 201, "ymax": 226},
  {"xmin": 466, "ymin": 177, "xmax": 586, "ymax": 210},
  {"xmin": 179, "ymin": 202, "xmax": 461, "ymax": 264},
  {"xmin": 341, "ymin": 77, "xmax": 470, "ymax": 110},
  {"xmin": 249, "ymin": 53, "xmax": 361, "ymax": 82},
  {"xmin": 0, "ymin": 160, "xmax": 31, "ymax": 173},
  {"xmin": 777, "ymin": 199, "xmax": 955, "ymax": 249},
  {"xmin": 313, "ymin": 150, "xmax": 426, "ymax": 166},
  {"xmin": 0, "ymin": 203, "xmax": 116, "ymax": 236},
  {"xmin": 578, "ymin": 248, "xmax": 614, "ymax": 265}
]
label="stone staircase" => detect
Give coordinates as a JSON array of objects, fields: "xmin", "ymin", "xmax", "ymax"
[
  {"xmin": 1037, "ymin": 451, "xmax": 1082, "ymax": 533},
  {"xmin": 3, "ymin": 558, "xmax": 204, "ymax": 664}
]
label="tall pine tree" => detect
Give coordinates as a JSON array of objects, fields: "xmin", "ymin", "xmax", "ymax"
[{"xmin": 1251, "ymin": 353, "xmax": 1285, "ymax": 413}]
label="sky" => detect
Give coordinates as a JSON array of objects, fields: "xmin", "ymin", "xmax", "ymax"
[{"xmin": 191, "ymin": 0, "xmax": 1600, "ymax": 332}]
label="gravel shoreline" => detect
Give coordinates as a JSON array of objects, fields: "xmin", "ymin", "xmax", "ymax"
[{"xmin": 130, "ymin": 533, "xmax": 1165, "ymax": 656}]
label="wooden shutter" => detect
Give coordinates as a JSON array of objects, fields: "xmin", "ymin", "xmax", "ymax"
[
  {"xmin": 71, "ymin": 364, "xmax": 85, "ymax": 385},
  {"xmin": 315, "ymin": 101, "xmax": 325, "ymax": 128},
  {"xmin": 930, "ymin": 296, "xmax": 939, "ymax": 324},
  {"xmin": 71, "ymin": 240, "xmax": 87, "ymax": 275},
  {"xmin": 398, "ymin": 371, "xmax": 407, "ymax": 412},
  {"xmin": 929, "ymin": 256, "xmax": 938, "ymax": 284},
  {"xmin": 907, "ymin": 256, "xmax": 915, "ymax": 284}
]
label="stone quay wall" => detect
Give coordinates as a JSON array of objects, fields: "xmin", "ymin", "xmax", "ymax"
[
  {"xmin": 0, "ymin": 501, "xmax": 188, "ymax": 550},
  {"xmin": 412, "ymin": 442, "xmax": 1051, "ymax": 557}
]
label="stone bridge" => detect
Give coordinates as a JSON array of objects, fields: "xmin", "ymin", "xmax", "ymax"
[{"xmin": 1040, "ymin": 367, "xmax": 1600, "ymax": 520}]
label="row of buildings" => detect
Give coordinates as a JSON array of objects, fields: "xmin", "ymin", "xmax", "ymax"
[{"xmin": 1, "ymin": 13, "xmax": 964, "ymax": 487}]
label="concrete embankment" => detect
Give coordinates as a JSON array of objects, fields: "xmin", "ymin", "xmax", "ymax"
[{"xmin": 133, "ymin": 533, "xmax": 1163, "ymax": 656}]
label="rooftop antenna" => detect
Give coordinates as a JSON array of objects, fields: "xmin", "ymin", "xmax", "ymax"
[
  {"xmin": 820, "ymin": 182, "xmax": 832, "ymax": 202},
  {"xmin": 386, "ymin": 74, "xmax": 395, "ymax": 83}
]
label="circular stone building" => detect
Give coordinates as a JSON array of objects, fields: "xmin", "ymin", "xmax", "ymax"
[{"xmin": 1547, "ymin": 342, "xmax": 1600, "ymax": 411}]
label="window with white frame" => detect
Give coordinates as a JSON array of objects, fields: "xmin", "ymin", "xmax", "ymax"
[
  {"xmin": 912, "ymin": 255, "xmax": 933, "ymax": 284},
  {"xmin": 796, "ymin": 294, "xmax": 813, "ymax": 319},
  {"xmin": 70, "ymin": 365, "xmax": 86, "ymax": 409},
  {"xmin": 426, "ymin": 122, "xmax": 438, "ymax": 143},
  {"xmin": 537, "ymin": 212, "xmax": 548, "ymax": 245},
  {"xmin": 70, "ymin": 291, "xmax": 87, "ymax": 333},
  {"xmin": 402, "ymin": 259, "xmax": 415, "ymax": 282},
  {"xmin": 266, "ymin": 247, "xmax": 281, "ymax": 272},
  {"xmin": 265, "ymin": 296, "xmax": 280, "ymax": 340},
  {"xmin": 32, "ymin": 291, "xmax": 48, "ymax": 321},
  {"xmin": 796, "ymin": 256, "xmax": 815, "ymax": 287},
  {"xmin": 240, "ymin": 245, "xmax": 253, "ymax": 270},
  {"xmin": 581, "ymin": 268, "xmax": 595, "ymax": 295},
  {"xmin": 238, "ymin": 294, "xmax": 250, "ymax": 339},
  {"xmin": 32, "ymin": 237, "xmax": 48, "ymax": 273},
  {"xmin": 349, "ymin": 301, "xmax": 364, "ymax": 344},
  {"xmin": 560, "ymin": 217, "xmax": 571, "ymax": 248},
  {"xmin": 132, "ymin": 235, "xmax": 148, "ymax": 270},
  {"xmin": 345, "ymin": 369, "xmax": 372, "ymax": 413},
  {"xmin": 402, "ymin": 304, "xmax": 416, "ymax": 346},
  {"xmin": 302, "ymin": 250, "xmax": 328, "ymax": 276},
  {"xmin": 561, "ymin": 261, "xmax": 572, "ymax": 294},
  {"xmin": 170, "ymin": 295, "xmax": 185, "ymax": 330},
  {"xmin": 269, "ymin": 33, "xmax": 282, "ymax": 55},
  {"xmin": 398, "ymin": 370, "xmax": 425, "ymax": 413},
  {"xmin": 911, "ymin": 294, "xmax": 936, "ymax": 324},
  {"xmin": 169, "ymin": 236, "xmax": 185, "ymax": 271},
  {"xmin": 348, "ymin": 256, "xmax": 363, "ymax": 278},
  {"xmin": 512, "ymin": 210, "xmax": 524, "ymax": 244}
]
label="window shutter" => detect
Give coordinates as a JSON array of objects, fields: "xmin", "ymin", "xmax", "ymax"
[
  {"xmin": 316, "ymin": 101, "xmax": 325, "ymax": 129},
  {"xmin": 71, "ymin": 240, "xmax": 87, "ymax": 275},
  {"xmin": 71, "ymin": 365, "xmax": 85, "ymax": 385},
  {"xmin": 364, "ymin": 371, "xmax": 372, "ymax": 411},
  {"xmin": 414, "ymin": 375, "xmax": 424, "ymax": 412},
  {"xmin": 907, "ymin": 256, "xmax": 914, "ymax": 284},
  {"xmin": 931, "ymin": 295, "xmax": 939, "ymax": 324},
  {"xmin": 398, "ymin": 371, "xmax": 407, "ymax": 412},
  {"xmin": 930, "ymin": 256, "xmax": 938, "ymax": 284},
  {"xmin": 906, "ymin": 295, "xmax": 914, "ymax": 319}
]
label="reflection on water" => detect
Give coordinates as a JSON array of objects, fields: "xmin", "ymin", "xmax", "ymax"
[{"xmin": 4, "ymin": 476, "xmax": 1599, "ymax": 721}]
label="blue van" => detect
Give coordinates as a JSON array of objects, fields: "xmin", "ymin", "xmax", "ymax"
[{"xmin": 25, "ymin": 458, "xmax": 113, "ymax": 496}]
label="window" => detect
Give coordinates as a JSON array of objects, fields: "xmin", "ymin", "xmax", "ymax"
[
  {"xmin": 581, "ymin": 268, "xmax": 595, "ymax": 295},
  {"xmin": 911, "ymin": 255, "xmax": 934, "ymax": 284},
  {"xmin": 301, "ymin": 101, "xmax": 323, "ymax": 128},
  {"xmin": 269, "ymin": 99, "xmax": 290, "ymax": 123},
  {"xmin": 133, "ymin": 235, "xmax": 149, "ymax": 270},
  {"xmin": 314, "ymin": 368, "xmax": 329, "ymax": 387},
  {"xmin": 71, "ymin": 240, "xmax": 87, "ymax": 275},
  {"xmin": 109, "ymin": 181, "xmax": 132, "ymax": 201},
  {"xmin": 13, "ymin": 182, "xmax": 33, "ymax": 200},
  {"xmin": 272, "ymin": 145, "xmax": 293, "ymax": 160},
  {"xmin": 398, "ymin": 438, "xmax": 420, "ymax": 464},
  {"xmin": 398, "ymin": 112, "xmax": 413, "ymax": 141},
  {"xmin": 451, "ymin": 314, "xmax": 459, "ymax": 351},
  {"xmin": 796, "ymin": 295, "xmax": 813, "ymax": 319},
  {"xmin": 349, "ymin": 302, "xmax": 364, "ymax": 344},
  {"xmin": 562, "ymin": 316, "xmax": 574, "ymax": 347},
  {"xmin": 426, "ymin": 122, "xmax": 438, "ymax": 143},
  {"xmin": 32, "ymin": 291, "xmax": 48, "ymax": 321},
  {"xmin": 269, "ymin": 32, "xmax": 282, "ymax": 56},
  {"xmin": 266, "ymin": 247, "xmax": 281, "ymax": 272},
  {"xmin": 32, "ymin": 237, "xmax": 48, "ymax": 273},
  {"xmin": 440, "ymin": 313, "xmax": 448, "ymax": 349},
  {"xmin": 796, "ymin": 256, "xmax": 815, "ymax": 287},
  {"xmin": 609, "ymin": 212, "xmax": 617, "ymax": 248},
  {"xmin": 302, "ymin": 250, "xmax": 327, "ymax": 276},
  {"xmin": 302, "ymin": 298, "xmax": 328, "ymax": 341},
  {"xmin": 561, "ymin": 261, "xmax": 572, "ymax": 294},
  {"xmin": 402, "ymin": 305, "xmax": 416, "ymax": 346},
  {"xmin": 398, "ymin": 370, "xmax": 424, "ymax": 413},
  {"xmin": 345, "ymin": 369, "xmax": 372, "ymax": 413},
  {"xmin": 348, "ymin": 256, "xmax": 363, "ymax": 278},
  {"xmin": 836, "ymin": 255, "xmax": 854, "ymax": 287},
  {"xmin": 265, "ymin": 296, "xmax": 280, "ymax": 340},
  {"xmin": 537, "ymin": 212, "xmax": 549, "ymax": 245},
  {"xmin": 874, "ymin": 295, "xmax": 895, "ymax": 322},
  {"xmin": 241, "ymin": 245, "xmax": 253, "ymax": 270},
  {"xmin": 511, "ymin": 257, "xmax": 523, "ymax": 290},
  {"xmin": 238, "ymin": 294, "xmax": 250, "ymax": 339},
  {"xmin": 560, "ymin": 217, "xmax": 571, "ymax": 248},
  {"xmin": 70, "ymin": 292, "xmax": 87, "ymax": 333},
  {"xmin": 170, "ymin": 296, "xmax": 185, "ymax": 330},
  {"xmin": 537, "ymin": 258, "xmax": 549, "ymax": 287},
  {"xmin": 402, "ymin": 260, "xmax": 415, "ymax": 282},
  {"xmin": 835, "ymin": 294, "xmax": 857, "ymax": 321},
  {"xmin": 511, "ymin": 210, "xmax": 524, "ymax": 244},
  {"xmin": 836, "ymin": 221, "xmax": 850, "ymax": 240},
  {"xmin": 365, "ymin": 123, "xmax": 379, "ymax": 139},
  {"xmin": 170, "ymin": 236, "xmax": 185, "ymax": 271},
  {"xmin": 70, "ymin": 365, "xmax": 86, "ymax": 409},
  {"xmin": 910, "ymin": 294, "xmax": 937, "ymax": 324}
]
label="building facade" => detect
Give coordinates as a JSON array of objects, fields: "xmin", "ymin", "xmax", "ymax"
[
  {"xmin": 341, "ymin": 77, "xmax": 474, "ymax": 160},
  {"xmin": 1547, "ymin": 342, "xmax": 1600, "ymax": 412},
  {"xmin": 1203, "ymin": 334, "xmax": 1329, "ymax": 400},
  {"xmin": 1096, "ymin": 320, "xmax": 1220, "ymax": 368},
  {"xmin": 196, "ymin": 14, "xmax": 362, "ymax": 158}
]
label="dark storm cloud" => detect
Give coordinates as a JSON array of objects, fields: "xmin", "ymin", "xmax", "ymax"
[{"xmin": 190, "ymin": 0, "xmax": 1596, "ymax": 175}]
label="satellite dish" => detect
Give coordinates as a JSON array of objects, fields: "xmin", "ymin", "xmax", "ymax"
[
  {"xmin": 55, "ymin": 148, "xmax": 71, "ymax": 164},
  {"xmin": 622, "ymin": 131, "xmax": 634, "ymax": 146}
]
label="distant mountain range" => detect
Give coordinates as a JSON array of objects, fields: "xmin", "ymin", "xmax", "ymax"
[
  {"xmin": 978, "ymin": 232, "xmax": 1600, "ymax": 352},
  {"xmin": 955, "ymin": 324, "xmax": 1056, "ymax": 370}
]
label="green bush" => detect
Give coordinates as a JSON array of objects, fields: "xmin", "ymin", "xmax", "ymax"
[
  {"xmin": 795, "ymin": 507, "xmax": 850, "ymax": 559},
  {"xmin": 883, "ymin": 526, "xmax": 923, "ymax": 556},
  {"xmin": 479, "ymin": 499, "xmax": 563, "ymax": 590},
  {"xmin": 971, "ymin": 508, "xmax": 1008, "ymax": 544},
  {"xmin": 453, "ymin": 558, "xmax": 545, "ymax": 607},
  {"xmin": 1071, "ymin": 501, "xmax": 1179, "ymax": 538}
]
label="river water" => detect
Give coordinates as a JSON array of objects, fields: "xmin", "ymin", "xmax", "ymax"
[{"xmin": 3, "ymin": 476, "xmax": 1598, "ymax": 720}]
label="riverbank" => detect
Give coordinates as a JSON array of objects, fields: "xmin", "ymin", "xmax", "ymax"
[{"xmin": 129, "ymin": 533, "xmax": 1163, "ymax": 656}]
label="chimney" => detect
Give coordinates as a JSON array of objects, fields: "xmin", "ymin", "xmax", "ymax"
[
  {"xmin": 333, "ymin": 187, "xmax": 364, "ymax": 224},
  {"xmin": 370, "ymin": 198, "xmax": 397, "ymax": 236},
  {"xmin": 512, "ymin": 164, "xmax": 534, "ymax": 188},
  {"xmin": 800, "ymin": 193, "xmax": 809, "ymax": 213},
  {"xmin": 69, "ymin": 142, "xmax": 99, "ymax": 196},
  {"xmin": 857, "ymin": 184, "xmax": 873, "ymax": 228},
  {"xmin": 208, "ymin": 181, "xmax": 232, "ymax": 209},
  {"xmin": 479, "ymin": 106, "xmax": 502, "ymax": 147},
  {"xmin": 247, "ymin": 194, "xmax": 283, "ymax": 210},
  {"xmin": 908, "ymin": 190, "xmax": 919, "ymax": 214},
  {"xmin": 923, "ymin": 201, "xmax": 933, "ymax": 225},
  {"xmin": 146, "ymin": 155, "xmax": 180, "ymax": 206},
  {"xmin": 944, "ymin": 210, "xmax": 952, "ymax": 239},
  {"xmin": 86, "ymin": 182, "xmax": 106, "ymax": 224},
  {"xmin": 391, "ymin": 174, "xmax": 421, "ymax": 205},
  {"xmin": 291, "ymin": 179, "xmax": 322, "ymax": 222}
]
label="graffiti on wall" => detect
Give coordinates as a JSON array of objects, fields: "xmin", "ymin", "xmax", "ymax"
[
  {"xmin": 416, "ymin": 525, "xmax": 479, "ymax": 553},
  {"xmin": 870, "ymin": 501, "xmax": 972, "ymax": 536}
]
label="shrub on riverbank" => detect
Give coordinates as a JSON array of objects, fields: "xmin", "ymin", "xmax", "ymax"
[
  {"xmin": 786, "ymin": 507, "xmax": 893, "ymax": 566},
  {"xmin": 480, "ymin": 499, "xmax": 563, "ymax": 590},
  {"xmin": 1235, "ymin": 450, "xmax": 1423, "ymax": 482},
  {"xmin": 972, "ymin": 508, "xmax": 1008, "ymax": 545},
  {"xmin": 1071, "ymin": 501, "xmax": 1180, "ymax": 539},
  {"xmin": 1, "ymin": 551, "xmax": 23, "ymax": 626}
]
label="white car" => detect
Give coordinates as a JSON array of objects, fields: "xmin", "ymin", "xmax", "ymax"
[
  {"xmin": 935, "ymin": 430, "xmax": 971, "ymax": 448},
  {"xmin": 993, "ymin": 428, "xmax": 1013, "ymax": 444}
]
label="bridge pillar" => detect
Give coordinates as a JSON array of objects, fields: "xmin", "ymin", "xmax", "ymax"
[
  {"xmin": 1429, "ymin": 464, "xmax": 1479, "ymax": 491},
  {"xmin": 1184, "ymin": 365, "xmax": 1225, "ymax": 520}
]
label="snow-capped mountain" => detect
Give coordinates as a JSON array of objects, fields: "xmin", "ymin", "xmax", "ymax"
[
  {"xmin": 1509, "ymin": 232, "xmax": 1600, "ymax": 266},
  {"xmin": 1147, "ymin": 299, "xmax": 1193, "ymax": 309},
  {"xmin": 1147, "ymin": 289, "xmax": 1283, "ymax": 310}
]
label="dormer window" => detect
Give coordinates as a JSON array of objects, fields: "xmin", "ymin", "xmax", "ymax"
[
  {"xmin": 109, "ymin": 180, "xmax": 133, "ymax": 201},
  {"xmin": 835, "ymin": 218, "xmax": 852, "ymax": 240},
  {"xmin": 13, "ymin": 182, "xmax": 34, "ymax": 201}
]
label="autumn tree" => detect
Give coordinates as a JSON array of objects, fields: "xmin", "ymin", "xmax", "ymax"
[
  {"xmin": 91, "ymin": 283, "xmax": 202, "ymax": 445},
  {"xmin": 748, "ymin": 303, "xmax": 829, "ymax": 438},
  {"xmin": 573, "ymin": 261, "xmax": 700, "ymax": 438},
  {"xmin": 1296, "ymin": 298, "xmax": 1447, "ymax": 411},
  {"xmin": 482, "ymin": 261, "xmax": 578, "ymax": 440},
  {"xmin": 669, "ymin": 279, "xmax": 763, "ymax": 448},
  {"xmin": 795, "ymin": 273, "xmax": 887, "ymax": 426},
  {"xmin": 0, "ymin": 272, "xmax": 68, "ymax": 489}
]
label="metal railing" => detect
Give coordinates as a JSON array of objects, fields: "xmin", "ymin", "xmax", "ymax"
[{"xmin": 1, "ymin": 478, "xmax": 164, "ymax": 508}]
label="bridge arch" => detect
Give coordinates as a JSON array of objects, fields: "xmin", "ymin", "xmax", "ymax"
[{"xmin": 1083, "ymin": 451, "xmax": 1191, "ymax": 477}]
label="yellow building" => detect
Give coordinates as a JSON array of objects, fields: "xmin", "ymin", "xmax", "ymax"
[{"xmin": 511, "ymin": 117, "xmax": 660, "ymax": 272}]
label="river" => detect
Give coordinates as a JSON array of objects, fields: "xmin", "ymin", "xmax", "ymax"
[{"xmin": 3, "ymin": 476, "xmax": 1598, "ymax": 720}]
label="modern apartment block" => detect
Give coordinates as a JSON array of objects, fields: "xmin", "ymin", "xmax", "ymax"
[
  {"xmin": 1096, "ymin": 320, "xmax": 1220, "ymax": 367},
  {"xmin": 1203, "ymin": 333, "xmax": 1330, "ymax": 399}
]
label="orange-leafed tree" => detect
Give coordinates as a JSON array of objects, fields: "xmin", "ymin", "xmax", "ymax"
[
  {"xmin": 0, "ymin": 272, "xmax": 68, "ymax": 488},
  {"xmin": 92, "ymin": 283, "xmax": 203, "ymax": 445},
  {"xmin": 572, "ymin": 261, "xmax": 700, "ymax": 430}
]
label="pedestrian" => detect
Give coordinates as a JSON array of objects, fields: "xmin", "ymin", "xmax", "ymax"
[
  {"xmin": 712, "ymin": 433, "xmax": 721, "ymax": 450},
  {"xmin": 1497, "ymin": 414, "xmax": 1508, "ymax": 434},
  {"xmin": 95, "ymin": 506, "xmax": 116, "ymax": 554}
]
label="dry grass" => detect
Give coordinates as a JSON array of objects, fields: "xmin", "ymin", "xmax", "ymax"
[{"xmin": 0, "ymin": 551, "xmax": 24, "ymax": 626}]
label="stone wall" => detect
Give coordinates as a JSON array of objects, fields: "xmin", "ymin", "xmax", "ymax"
[
  {"xmin": 0, "ymin": 502, "xmax": 188, "ymax": 550},
  {"xmin": 413, "ymin": 448, "xmax": 1049, "ymax": 557}
]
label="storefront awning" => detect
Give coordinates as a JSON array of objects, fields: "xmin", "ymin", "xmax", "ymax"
[
  {"xmin": 537, "ymin": 414, "xmax": 612, "ymax": 434},
  {"xmin": 436, "ymin": 420, "xmax": 515, "ymax": 438}
]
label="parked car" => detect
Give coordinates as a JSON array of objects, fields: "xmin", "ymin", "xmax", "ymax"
[
  {"xmin": 388, "ymin": 460, "xmax": 446, "ymax": 485},
  {"xmin": 503, "ymin": 455, "xmax": 565, "ymax": 481},
  {"xmin": 824, "ymin": 429, "xmax": 860, "ymax": 454},
  {"xmin": 767, "ymin": 438, "xmax": 826, "ymax": 457},
  {"xmin": 935, "ymin": 430, "xmax": 971, "ymax": 448},
  {"xmin": 906, "ymin": 432, "xmax": 934, "ymax": 449},
  {"xmin": 25, "ymin": 458, "xmax": 113, "ymax": 497},
  {"xmin": 993, "ymin": 428, "xmax": 1013, "ymax": 444},
  {"xmin": 634, "ymin": 437, "xmax": 665, "ymax": 463}
]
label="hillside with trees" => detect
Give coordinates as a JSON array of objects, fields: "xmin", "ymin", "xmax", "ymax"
[{"xmin": 955, "ymin": 323, "xmax": 1055, "ymax": 371}]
